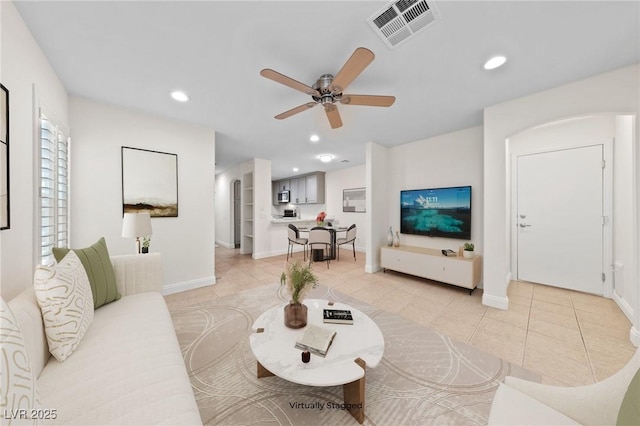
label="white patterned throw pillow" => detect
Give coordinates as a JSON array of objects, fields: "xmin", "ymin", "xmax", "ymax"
[
  {"xmin": 34, "ymin": 250, "xmax": 94, "ymax": 362},
  {"xmin": 0, "ymin": 298, "xmax": 39, "ymax": 425}
]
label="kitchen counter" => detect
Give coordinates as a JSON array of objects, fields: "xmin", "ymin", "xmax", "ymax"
[{"xmin": 271, "ymin": 217, "xmax": 311, "ymax": 224}]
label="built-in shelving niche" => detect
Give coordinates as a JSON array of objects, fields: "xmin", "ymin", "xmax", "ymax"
[{"xmin": 242, "ymin": 172, "xmax": 254, "ymax": 255}]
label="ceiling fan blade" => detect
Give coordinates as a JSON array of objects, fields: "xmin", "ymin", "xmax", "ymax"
[
  {"xmin": 330, "ymin": 47, "xmax": 375, "ymax": 93},
  {"xmin": 260, "ymin": 69, "xmax": 320, "ymax": 96},
  {"xmin": 275, "ymin": 102, "xmax": 317, "ymax": 120},
  {"xmin": 324, "ymin": 104, "xmax": 343, "ymax": 129},
  {"xmin": 340, "ymin": 94, "xmax": 396, "ymax": 107}
]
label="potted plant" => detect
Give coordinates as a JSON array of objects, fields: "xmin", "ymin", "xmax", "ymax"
[
  {"xmin": 141, "ymin": 236, "xmax": 151, "ymax": 254},
  {"xmin": 280, "ymin": 260, "xmax": 318, "ymax": 328},
  {"xmin": 316, "ymin": 211, "xmax": 326, "ymax": 226},
  {"xmin": 463, "ymin": 242, "xmax": 474, "ymax": 258}
]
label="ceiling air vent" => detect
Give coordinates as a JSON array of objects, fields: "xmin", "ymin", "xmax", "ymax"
[{"xmin": 367, "ymin": 0, "xmax": 438, "ymax": 49}]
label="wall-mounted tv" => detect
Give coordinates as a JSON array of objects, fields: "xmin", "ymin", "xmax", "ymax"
[{"xmin": 400, "ymin": 186, "xmax": 471, "ymax": 240}]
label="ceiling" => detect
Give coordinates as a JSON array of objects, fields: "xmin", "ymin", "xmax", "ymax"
[{"xmin": 14, "ymin": 1, "xmax": 640, "ymax": 180}]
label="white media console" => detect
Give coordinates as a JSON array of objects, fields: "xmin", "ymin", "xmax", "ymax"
[{"xmin": 380, "ymin": 245, "xmax": 482, "ymax": 294}]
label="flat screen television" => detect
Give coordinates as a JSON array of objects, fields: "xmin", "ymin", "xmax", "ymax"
[{"xmin": 400, "ymin": 186, "xmax": 471, "ymax": 240}]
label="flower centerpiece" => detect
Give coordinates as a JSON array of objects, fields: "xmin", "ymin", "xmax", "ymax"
[
  {"xmin": 316, "ymin": 211, "xmax": 327, "ymax": 226},
  {"xmin": 280, "ymin": 260, "xmax": 318, "ymax": 328}
]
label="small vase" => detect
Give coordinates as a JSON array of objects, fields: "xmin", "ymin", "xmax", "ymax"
[
  {"xmin": 387, "ymin": 227, "xmax": 394, "ymax": 246},
  {"xmin": 317, "ymin": 221, "xmax": 325, "ymax": 227},
  {"xmin": 393, "ymin": 231, "xmax": 400, "ymax": 247},
  {"xmin": 284, "ymin": 302, "xmax": 308, "ymax": 329},
  {"xmin": 463, "ymin": 250, "xmax": 474, "ymax": 259}
]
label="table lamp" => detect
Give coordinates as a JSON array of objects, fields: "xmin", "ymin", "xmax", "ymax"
[{"xmin": 122, "ymin": 212, "xmax": 152, "ymax": 254}]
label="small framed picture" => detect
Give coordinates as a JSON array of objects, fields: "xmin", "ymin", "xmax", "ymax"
[{"xmin": 343, "ymin": 187, "xmax": 365, "ymax": 213}]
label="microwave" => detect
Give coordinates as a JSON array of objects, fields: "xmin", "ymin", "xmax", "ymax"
[{"xmin": 277, "ymin": 190, "xmax": 290, "ymax": 203}]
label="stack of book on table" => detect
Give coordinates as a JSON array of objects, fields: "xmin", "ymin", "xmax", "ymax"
[
  {"xmin": 323, "ymin": 308, "xmax": 354, "ymax": 324},
  {"xmin": 294, "ymin": 325, "xmax": 337, "ymax": 357}
]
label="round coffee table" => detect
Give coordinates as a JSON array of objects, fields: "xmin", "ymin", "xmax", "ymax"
[{"xmin": 249, "ymin": 299, "xmax": 384, "ymax": 424}]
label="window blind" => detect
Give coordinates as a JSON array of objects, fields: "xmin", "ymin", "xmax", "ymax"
[{"xmin": 39, "ymin": 113, "xmax": 69, "ymax": 266}]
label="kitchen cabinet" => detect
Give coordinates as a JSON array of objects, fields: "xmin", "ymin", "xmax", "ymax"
[
  {"xmin": 289, "ymin": 177, "xmax": 305, "ymax": 204},
  {"xmin": 272, "ymin": 172, "xmax": 325, "ymax": 205},
  {"xmin": 305, "ymin": 174, "xmax": 319, "ymax": 203},
  {"xmin": 278, "ymin": 180, "xmax": 290, "ymax": 191},
  {"xmin": 272, "ymin": 179, "xmax": 291, "ymax": 205}
]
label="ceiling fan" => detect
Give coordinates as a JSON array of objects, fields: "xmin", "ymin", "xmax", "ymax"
[{"xmin": 260, "ymin": 47, "xmax": 395, "ymax": 129}]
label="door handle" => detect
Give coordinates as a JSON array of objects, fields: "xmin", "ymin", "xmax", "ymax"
[{"xmin": 519, "ymin": 223, "xmax": 531, "ymax": 228}]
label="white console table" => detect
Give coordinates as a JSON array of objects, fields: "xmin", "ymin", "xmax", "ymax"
[{"xmin": 380, "ymin": 245, "xmax": 482, "ymax": 294}]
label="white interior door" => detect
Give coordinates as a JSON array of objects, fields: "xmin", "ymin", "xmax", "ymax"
[{"xmin": 517, "ymin": 145, "xmax": 604, "ymax": 294}]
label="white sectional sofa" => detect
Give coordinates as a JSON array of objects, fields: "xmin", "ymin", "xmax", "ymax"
[
  {"xmin": 489, "ymin": 348, "xmax": 640, "ymax": 425},
  {"xmin": 5, "ymin": 253, "xmax": 202, "ymax": 425}
]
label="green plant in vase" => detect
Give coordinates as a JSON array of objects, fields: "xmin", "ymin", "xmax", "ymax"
[
  {"xmin": 142, "ymin": 236, "xmax": 151, "ymax": 254},
  {"xmin": 463, "ymin": 242, "xmax": 474, "ymax": 258},
  {"xmin": 280, "ymin": 260, "xmax": 318, "ymax": 328}
]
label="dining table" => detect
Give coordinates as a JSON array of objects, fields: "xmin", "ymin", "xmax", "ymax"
[{"xmin": 298, "ymin": 225, "xmax": 348, "ymax": 261}]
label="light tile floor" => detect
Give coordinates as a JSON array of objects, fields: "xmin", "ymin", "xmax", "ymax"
[{"xmin": 165, "ymin": 246, "xmax": 637, "ymax": 386}]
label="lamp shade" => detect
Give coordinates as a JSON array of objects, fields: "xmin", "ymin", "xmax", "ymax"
[{"xmin": 122, "ymin": 212, "xmax": 152, "ymax": 238}]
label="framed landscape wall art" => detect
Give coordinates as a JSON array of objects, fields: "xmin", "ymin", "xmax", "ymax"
[
  {"xmin": 343, "ymin": 187, "xmax": 365, "ymax": 213},
  {"xmin": 0, "ymin": 83, "xmax": 9, "ymax": 230},
  {"xmin": 121, "ymin": 146, "xmax": 178, "ymax": 217}
]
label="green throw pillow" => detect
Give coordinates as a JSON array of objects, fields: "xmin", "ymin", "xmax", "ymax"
[
  {"xmin": 617, "ymin": 367, "xmax": 640, "ymax": 425},
  {"xmin": 53, "ymin": 237, "xmax": 120, "ymax": 309}
]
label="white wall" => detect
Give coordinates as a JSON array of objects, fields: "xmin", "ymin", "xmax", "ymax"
[
  {"xmin": 614, "ymin": 115, "xmax": 636, "ymax": 318},
  {"xmin": 325, "ymin": 164, "xmax": 366, "ymax": 252},
  {"xmin": 1, "ymin": 1, "xmax": 69, "ymax": 300},
  {"xmin": 251, "ymin": 158, "xmax": 274, "ymax": 259},
  {"xmin": 214, "ymin": 169, "xmax": 240, "ymax": 249},
  {"xmin": 69, "ymin": 97, "xmax": 216, "ymax": 294},
  {"xmin": 366, "ymin": 141, "xmax": 391, "ymax": 273},
  {"xmin": 388, "ymin": 126, "xmax": 484, "ymax": 256},
  {"xmin": 483, "ymin": 64, "xmax": 639, "ymax": 344}
]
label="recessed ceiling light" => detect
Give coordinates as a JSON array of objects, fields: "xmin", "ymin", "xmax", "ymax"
[
  {"xmin": 309, "ymin": 134, "xmax": 320, "ymax": 143},
  {"xmin": 317, "ymin": 154, "xmax": 335, "ymax": 163},
  {"xmin": 293, "ymin": 167, "xmax": 299, "ymax": 172},
  {"xmin": 171, "ymin": 91, "xmax": 190, "ymax": 102},
  {"xmin": 484, "ymin": 55, "xmax": 507, "ymax": 70}
]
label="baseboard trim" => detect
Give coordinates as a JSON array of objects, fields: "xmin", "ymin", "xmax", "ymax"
[
  {"xmin": 215, "ymin": 240, "xmax": 234, "ymax": 249},
  {"xmin": 630, "ymin": 326, "xmax": 640, "ymax": 347},
  {"xmin": 163, "ymin": 276, "xmax": 216, "ymax": 295},
  {"xmin": 251, "ymin": 246, "xmax": 365, "ymax": 261},
  {"xmin": 252, "ymin": 249, "xmax": 289, "ymax": 260},
  {"xmin": 365, "ymin": 263, "xmax": 379, "ymax": 274},
  {"xmin": 612, "ymin": 292, "xmax": 634, "ymax": 324},
  {"xmin": 482, "ymin": 293, "xmax": 509, "ymax": 311}
]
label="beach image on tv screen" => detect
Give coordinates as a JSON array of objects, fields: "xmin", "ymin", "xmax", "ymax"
[{"xmin": 400, "ymin": 186, "xmax": 471, "ymax": 240}]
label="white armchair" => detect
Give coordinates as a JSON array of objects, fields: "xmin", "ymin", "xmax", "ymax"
[{"xmin": 489, "ymin": 348, "xmax": 640, "ymax": 425}]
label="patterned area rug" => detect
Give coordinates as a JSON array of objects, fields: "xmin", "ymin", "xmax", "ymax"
[{"xmin": 169, "ymin": 284, "xmax": 538, "ymax": 425}]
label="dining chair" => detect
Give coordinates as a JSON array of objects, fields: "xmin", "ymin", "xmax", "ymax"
[
  {"xmin": 308, "ymin": 227, "xmax": 332, "ymax": 268},
  {"xmin": 336, "ymin": 224, "xmax": 357, "ymax": 261},
  {"xmin": 287, "ymin": 224, "xmax": 308, "ymax": 261}
]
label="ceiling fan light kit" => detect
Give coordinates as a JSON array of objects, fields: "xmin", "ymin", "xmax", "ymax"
[{"xmin": 260, "ymin": 47, "xmax": 395, "ymax": 129}]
